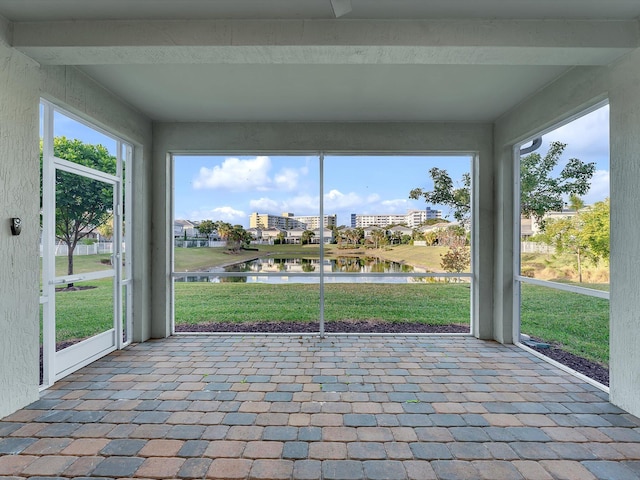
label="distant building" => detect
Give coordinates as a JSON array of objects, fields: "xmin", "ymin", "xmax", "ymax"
[
  {"xmin": 249, "ymin": 212, "xmax": 337, "ymax": 230},
  {"xmin": 291, "ymin": 214, "xmax": 337, "ymax": 230},
  {"xmin": 174, "ymin": 219, "xmax": 198, "ymax": 237},
  {"xmin": 350, "ymin": 208, "xmax": 441, "ymax": 228},
  {"xmin": 520, "ymin": 208, "xmax": 583, "ymax": 238}
]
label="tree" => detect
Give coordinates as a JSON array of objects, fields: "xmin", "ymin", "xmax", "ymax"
[
  {"xmin": 41, "ymin": 137, "xmax": 117, "ymax": 281},
  {"xmin": 370, "ymin": 228, "xmax": 389, "ymax": 249},
  {"xmin": 568, "ymin": 194, "xmax": 585, "ymax": 213},
  {"xmin": 216, "ymin": 222, "xmax": 233, "ymax": 243},
  {"xmin": 197, "ymin": 219, "xmax": 216, "ymax": 237},
  {"xmin": 520, "ymin": 141, "xmax": 595, "ymax": 227},
  {"xmin": 409, "ymin": 168, "xmax": 471, "ymax": 226},
  {"xmin": 409, "ymin": 141, "xmax": 595, "ymax": 229},
  {"xmin": 423, "ymin": 230, "xmax": 439, "ymax": 246},
  {"xmin": 441, "ymin": 245, "xmax": 471, "ymax": 274},
  {"xmin": 301, "ymin": 230, "xmax": 315, "ymax": 245},
  {"xmin": 578, "ymin": 198, "xmax": 610, "ymax": 263},
  {"xmin": 534, "ymin": 198, "xmax": 610, "ymax": 281},
  {"xmin": 535, "ymin": 216, "xmax": 589, "ymax": 282},
  {"xmin": 97, "ymin": 214, "xmax": 114, "ymax": 240},
  {"xmin": 342, "ymin": 228, "xmax": 363, "ymax": 246},
  {"xmin": 216, "ymin": 223, "xmax": 251, "ymax": 252}
]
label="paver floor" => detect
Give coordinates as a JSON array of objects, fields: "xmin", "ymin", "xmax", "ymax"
[{"xmin": 1, "ymin": 335, "xmax": 640, "ymax": 479}]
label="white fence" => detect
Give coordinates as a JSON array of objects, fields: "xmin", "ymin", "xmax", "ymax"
[
  {"xmin": 521, "ymin": 241, "xmax": 556, "ymax": 254},
  {"xmin": 174, "ymin": 239, "xmax": 228, "ymax": 248},
  {"xmin": 40, "ymin": 242, "xmax": 121, "ymax": 257}
]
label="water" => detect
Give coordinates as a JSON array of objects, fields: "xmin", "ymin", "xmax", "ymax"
[{"xmin": 176, "ymin": 256, "xmax": 431, "ymax": 283}]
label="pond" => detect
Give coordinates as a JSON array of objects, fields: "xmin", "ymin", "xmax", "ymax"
[{"xmin": 177, "ymin": 256, "xmax": 431, "ymax": 283}]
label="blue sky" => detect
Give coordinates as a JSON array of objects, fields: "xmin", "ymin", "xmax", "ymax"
[
  {"xmin": 174, "ymin": 154, "xmax": 473, "ymax": 228},
  {"xmin": 49, "ymin": 103, "xmax": 610, "ymax": 228}
]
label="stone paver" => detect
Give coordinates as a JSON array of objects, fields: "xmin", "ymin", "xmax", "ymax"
[{"xmin": 1, "ymin": 335, "xmax": 639, "ymax": 480}]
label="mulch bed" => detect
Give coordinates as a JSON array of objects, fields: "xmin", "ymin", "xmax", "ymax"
[
  {"xmin": 528, "ymin": 341, "xmax": 609, "ymax": 386},
  {"xmin": 175, "ymin": 321, "xmax": 471, "ymax": 334},
  {"xmin": 176, "ymin": 321, "xmax": 609, "ymax": 386}
]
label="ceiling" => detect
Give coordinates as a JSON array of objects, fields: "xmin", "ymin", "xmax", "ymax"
[
  {"xmin": 2, "ymin": 0, "xmax": 640, "ymax": 21},
  {"xmin": 1, "ymin": 1, "xmax": 639, "ymax": 123}
]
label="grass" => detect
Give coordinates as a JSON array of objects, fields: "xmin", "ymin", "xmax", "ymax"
[
  {"xmin": 51, "ymin": 278, "xmax": 115, "ymax": 345},
  {"xmin": 520, "ymin": 284, "xmax": 609, "ymax": 366},
  {"xmin": 51, "ymin": 278, "xmax": 609, "ymax": 365},
  {"xmin": 42, "ymin": 254, "xmax": 114, "ymax": 280},
  {"xmin": 174, "ymin": 282, "xmax": 470, "ymax": 325},
  {"xmin": 370, "ymin": 244, "xmax": 459, "ymax": 272},
  {"xmin": 521, "ymin": 252, "xmax": 610, "ymax": 285}
]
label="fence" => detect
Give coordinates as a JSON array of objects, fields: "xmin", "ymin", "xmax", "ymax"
[
  {"xmin": 521, "ymin": 241, "xmax": 556, "ymax": 254},
  {"xmin": 174, "ymin": 239, "xmax": 228, "ymax": 248},
  {"xmin": 40, "ymin": 242, "xmax": 120, "ymax": 257}
]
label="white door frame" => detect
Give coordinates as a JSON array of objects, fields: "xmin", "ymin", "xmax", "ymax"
[{"xmin": 40, "ymin": 100, "xmax": 131, "ymax": 387}]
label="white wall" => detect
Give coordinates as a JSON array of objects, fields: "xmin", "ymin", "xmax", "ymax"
[
  {"xmin": 152, "ymin": 121, "xmax": 494, "ymax": 340},
  {"xmin": 494, "ymin": 49, "xmax": 640, "ymax": 416},
  {"xmin": 0, "ymin": 41, "xmax": 41, "ymax": 417}
]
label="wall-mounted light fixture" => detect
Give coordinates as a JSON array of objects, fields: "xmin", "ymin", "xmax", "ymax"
[{"xmin": 10, "ymin": 217, "xmax": 22, "ymax": 236}]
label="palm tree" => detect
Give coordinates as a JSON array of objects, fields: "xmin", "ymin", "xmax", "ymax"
[
  {"xmin": 301, "ymin": 230, "xmax": 315, "ymax": 245},
  {"xmin": 370, "ymin": 228, "xmax": 388, "ymax": 249},
  {"xmin": 216, "ymin": 222, "xmax": 232, "ymax": 243}
]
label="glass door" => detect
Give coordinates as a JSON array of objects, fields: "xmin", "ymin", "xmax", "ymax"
[{"xmin": 41, "ymin": 100, "xmax": 126, "ymax": 384}]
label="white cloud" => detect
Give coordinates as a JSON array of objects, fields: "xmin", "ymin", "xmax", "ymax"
[
  {"xmin": 324, "ymin": 189, "xmax": 364, "ymax": 210},
  {"xmin": 274, "ymin": 168, "xmax": 301, "ymax": 191},
  {"xmin": 583, "ymin": 169, "xmax": 610, "ymax": 204},
  {"xmin": 189, "ymin": 206, "xmax": 246, "ymax": 223},
  {"xmin": 380, "ymin": 198, "xmax": 410, "ymax": 213},
  {"xmin": 249, "ymin": 197, "xmax": 281, "ymax": 212},
  {"xmin": 248, "ymin": 189, "xmax": 367, "ymax": 216},
  {"xmin": 193, "ymin": 156, "xmax": 272, "ymax": 191},
  {"xmin": 286, "ymin": 195, "xmax": 318, "ymax": 212},
  {"xmin": 193, "ymin": 156, "xmax": 308, "ymax": 192}
]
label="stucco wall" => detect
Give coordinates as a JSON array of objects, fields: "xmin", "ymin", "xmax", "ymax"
[
  {"xmin": 494, "ymin": 49, "xmax": 640, "ymax": 416},
  {"xmin": 0, "ymin": 44, "xmax": 41, "ymax": 418},
  {"xmin": 151, "ymin": 121, "xmax": 494, "ymax": 340}
]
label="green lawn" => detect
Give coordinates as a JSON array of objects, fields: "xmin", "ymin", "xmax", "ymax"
[
  {"xmin": 174, "ymin": 282, "xmax": 470, "ymax": 325},
  {"xmin": 520, "ymin": 284, "xmax": 609, "ymax": 366},
  {"xmin": 50, "ymin": 278, "xmax": 115, "ymax": 345}
]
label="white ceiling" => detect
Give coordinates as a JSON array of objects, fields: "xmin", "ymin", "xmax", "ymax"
[
  {"xmin": 79, "ymin": 64, "xmax": 567, "ymax": 122},
  {"xmin": 1, "ymin": 0, "xmax": 639, "ymax": 123}
]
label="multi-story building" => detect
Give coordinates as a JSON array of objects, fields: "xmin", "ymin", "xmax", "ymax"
[
  {"xmin": 249, "ymin": 212, "xmax": 337, "ymax": 230},
  {"xmin": 350, "ymin": 208, "xmax": 442, "ymax": 228},
  {"xmin": 291, "ymin": 214, "xmax": 337, "ymax": 230}
]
